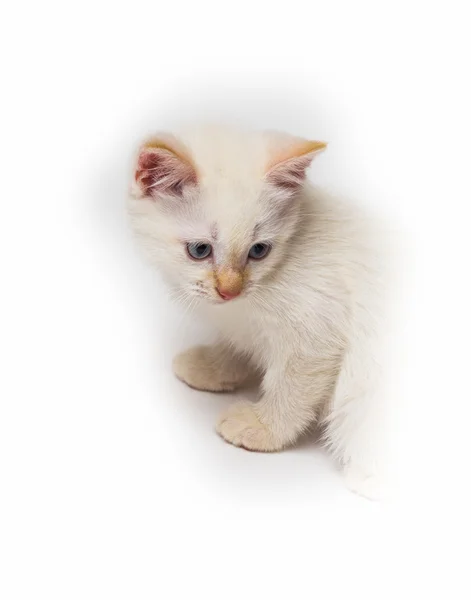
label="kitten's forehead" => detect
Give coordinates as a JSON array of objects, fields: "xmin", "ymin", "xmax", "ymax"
[
  {"xmin": 176, "ymin": 177, "xmax": 290, "ymax": 246},
  {"xmin": 202, "ymin": 179, "xmax": 266, "ymax": 240},
  {"xmin": 170, "ymin": 125, "xmax": 306, "ymax": 243}
]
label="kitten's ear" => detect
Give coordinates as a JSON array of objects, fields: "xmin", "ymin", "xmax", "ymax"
[
  {"xmin": 133, "ymin": 135, "xmax": 197, "ymax": 199},
  {"xmin": 265, "ymin": 139, "xmax": 327, "ymax": 191}
]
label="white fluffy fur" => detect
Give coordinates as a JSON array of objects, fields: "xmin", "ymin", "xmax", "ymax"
[{"xmin": 128, "ymin": 124, "xmax": 391, "ymax": 500}]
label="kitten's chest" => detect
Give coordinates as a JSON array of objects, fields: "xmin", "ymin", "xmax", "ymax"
[{"xmin": 207, "ymin": 302, "xmax": 279, "ymax": 360}]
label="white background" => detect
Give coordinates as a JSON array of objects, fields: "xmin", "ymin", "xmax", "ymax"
[{"xmin": 1, "ymin": 1, "xmax": 470, "ymax": 598}]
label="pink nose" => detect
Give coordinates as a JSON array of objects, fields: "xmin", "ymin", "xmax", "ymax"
[{"xmin": 217, "ymin": 289, "xmax": 240, "ymax": 301}]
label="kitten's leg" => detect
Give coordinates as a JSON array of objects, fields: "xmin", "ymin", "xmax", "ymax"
[
  {"xmin": 323, "ymin": 349, "xmax": 388, "ymax": 501},
  {"xmin": 324, "ymin": 397, "xmax": 387, "ymax": 501},
  {"xmin": 216, "ymin": 354, "xmax": 339, "ymax": 451},
  {"xmin": 173, "ymin": 342, "xmax": 253, "ymax": 393}
]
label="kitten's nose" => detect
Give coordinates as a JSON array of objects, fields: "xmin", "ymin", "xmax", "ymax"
[
  {"xmin": 216, "ymin": 267, "xmax": 243, "ymax": 301},
  {"xmin": 217, "ymin": 288, "xmax": 240, "ymax": 301}
]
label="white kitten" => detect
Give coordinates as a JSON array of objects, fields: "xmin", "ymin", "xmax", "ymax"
[{"xmin": 128, "ymin": 124, "xmax": 392, "ymax": 500}]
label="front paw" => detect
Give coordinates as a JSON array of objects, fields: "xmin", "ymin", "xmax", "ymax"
[
  {"xmin": 173, "ymin": 346, "xmax": 237, "ymax": 392},
  {"xmin": 216, "ymin": 401, "xmax": 282, "ymax": 452}
]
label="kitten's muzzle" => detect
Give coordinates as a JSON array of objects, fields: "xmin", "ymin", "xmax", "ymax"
[{"xmin": 215, "ymin": 267, "xmax": 244, "ymax": 301}]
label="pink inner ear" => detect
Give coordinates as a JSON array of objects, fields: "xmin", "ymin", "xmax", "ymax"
[
  {"xmin": 265, "ymin": 139, "xmax": 326, "ymax": 192},
  {"xmin": 265, "ymin": 154, "xmax": 314, "ymax": 190},
  {"xmin": 135, "ymin": 147, "xmax": 197, "ymax": 198}
]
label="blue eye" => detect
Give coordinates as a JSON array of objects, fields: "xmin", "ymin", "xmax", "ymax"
[
  {"xmin": 186, "ymin": 242, "xmax": 212, "ymax": 260},
  {"xmin": 248, "ymin": 242, "xmax": 271, "ymax": 260}
]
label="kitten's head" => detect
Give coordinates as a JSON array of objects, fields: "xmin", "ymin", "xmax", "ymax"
[{"xmin": 128, "ymin": 126, "xmax": 325, "ymax": 306}]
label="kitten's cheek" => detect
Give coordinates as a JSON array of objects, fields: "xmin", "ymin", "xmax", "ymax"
[{"xmin": 203, "ymin": 271, "xmax": 218, "ymax": 293}]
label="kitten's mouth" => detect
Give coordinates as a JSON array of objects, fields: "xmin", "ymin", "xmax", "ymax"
[{"xmin": 212, "ymin": 295, "xmax": 241, "ymax": 305}]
